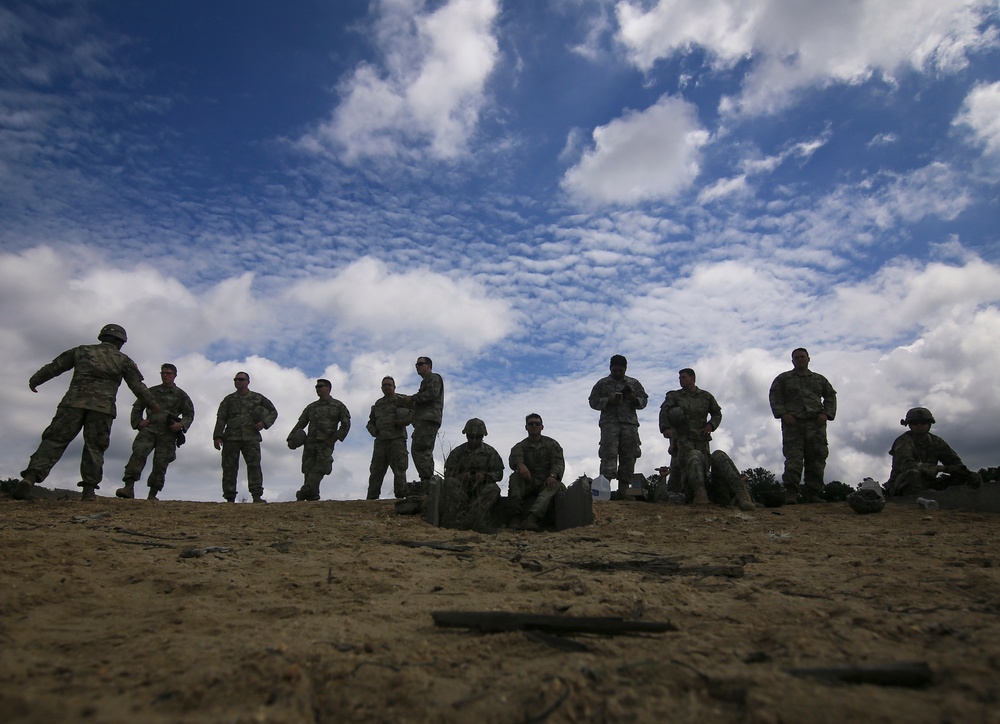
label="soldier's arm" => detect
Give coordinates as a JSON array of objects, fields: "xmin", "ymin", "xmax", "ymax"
[
  {"xmin": 130, "ymin": 396, "xmax": 146, "ymax": 430},
  {"xmin": 822, "ymin": 377, "xmax": 837, "ymax": 420},
  {"xmin": 631, "ymin": 380, "xmax": 649, "ymax": 410},
  {"xmin": 508, "ymin": 441, "xmax": 524, "ymax": 471},
  {"xmin": 212, "ymin": 398, "xmax": 229, "ymax": 441},
  {"xmin": 28, "ymin": 349, "xmax": 77, "ymax": 392},
  {"xmin": 337, "ymin": 407, "xmax": 351, "ymax": 442},
  {"xmin": 123, "ymin": 364, "xmax": 160, "ymax": 412},
  {"xmin": 548, "ymin": 440, "xmax": 566, "ymax": 480},
  {"xmin": 366, "ymin": 405, "xmax": 379, "ymax": 438},
  {"xmin": 411, "ymin": 374, "xmax": 442, "ymax": 404},
  {"xmin": 485, "ymin": 448, "xmax": 505, "ymax": 483},
  {"xmin": 179, "ymin": 391, "xmax": 195, "ymax": 431},
  {"xmin": 588, "ymin": 380, "xmax": 608, "ymax": 411},
  {"xmin": 767, "ymin": 375, "xmax": 785, "ymax": 418},
  {"xmin": 708, "ymin": 394, "xmax": 722, "ymax": 432},
  {"xmin": 260, "ymin": 395, "xmax": 278, "ymax": 429}
]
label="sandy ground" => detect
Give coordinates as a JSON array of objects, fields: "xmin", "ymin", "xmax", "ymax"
[{"xmin": 2, "ymin": 489, "xmax": 1000, "ymax": 723}]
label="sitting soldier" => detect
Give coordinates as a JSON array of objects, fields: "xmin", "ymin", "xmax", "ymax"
[
  {"xmin": 440, "ymin": 418, "xmax": 504, "ymax": 528},
  {"xmin": 886, "ymin": 407, "xmax": 982, "ymax": 496},
  {"xmin": 507, "ymin": 413, "xmax": 566, "ymax": 531}
]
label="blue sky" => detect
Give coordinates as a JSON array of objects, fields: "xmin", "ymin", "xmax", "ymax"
[{"xmin": 2, "ymin": 0, "xmax": 998, "ymax": 502}]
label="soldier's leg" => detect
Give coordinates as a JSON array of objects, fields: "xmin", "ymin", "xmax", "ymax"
[
  {"xmin": 220, "ymin": 441, "xmax": 241, "ymax": 501},
  {"xmin": 597, "ymin": 424, "xmax": 620, "ymax": 482},
  {"xmin": 801, "ymin": 420, "xmax": 829, "ymax": 500},
  {"xmin": 528, "ymin": 480, "xmax": 566, "ymax": 522},
  {"xmin": 302, "ymin": 443, "xmax": 333, "ymax": 499},
  {"xmin": 146, "ymin": 433, "xmax": 177, "ymax": 494},
  {"xmin": 21, "ymin": 406, "xmax": 87, "ymax": 484},
  {"xmin": 472, "ymin": 482, "xmax": 502, "ymax": 527},
  {"xmin": 710, "ymin": 450, "xmax": 755, "ymax": 510},
  {"xmin": 411, "ymin": 422, "xmax": 439, "ymax": 483},
  {"xmin": 367, "ymin": 440, "xmax": 390, "ymax": 500},
  {"xmin": 506, "ymin": 472, "xmax": 528, "ymax": 522},
  {"xmin": 780, "ymin": 421, "xmax": 806, "ymax": 501},
  {"xmin": 243, "ymin": 441, "xmax": 264, "ymax": 499},
  {"xmin": 389, "ymin": 439, "xmax": 409, "ymax": 498},
  {"xmin": 684, "ymin": 448, "xmax": 710, "ymax": 505},
  {"xmin": 616, "ymin": 425, "xmax": 640, "ymax": 490},
  {"xmin": 886, "ymin": 468, "xmax": 928, "ymax": 496},
  {"xmin": 79, "ymin": 410, "xmax": 113, "ymax": 489},
  {"xmin": 122, "ymin": 431, "xmax": 155, "ymax": 485}
]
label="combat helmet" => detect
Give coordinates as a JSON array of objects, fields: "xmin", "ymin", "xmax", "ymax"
[
  {"xmin": 847, "ymin": 488, "xmax": 886, "ymax": 514},
  {"xmin": 901, "ymin": 407, "xmax": 935, "ymax": 426},
  {"xmin": 98, "ymin": 323, "xmax": 128, "ymax": 344},
  {"xmin": 462, "ymin": 418, "xmax": 488, "ymax": 436},
  {"xmin": 664, "ymin": 406, "xmax": 687, "ymax": 430}
]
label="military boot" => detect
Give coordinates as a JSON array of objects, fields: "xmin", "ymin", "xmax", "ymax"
[
  {"xmin": 784, "ymin": 486, "xmax": 799, "ymax": 505},
  {"xmin": 689, "ymin": 479, "xmax": 710, "ymax": 506},
  {"xmin": 12, "ymin": 478, "xmax": 34, "ymax": 501},
  {"xmin": 733, "ymin": 481, "xmax": 757, "ymax": 512},
  {"xmin": 519, "ymin": 513, "xmax": 542, "ymax": 532},
  {"xmin": 80, "ymin": 485, "xmax": 97, "ymax": 501},
  {"xmin": 147, "ymin": 488, "xmax": 160, "ymax": 501},
  {"xmin": 252, "ymin": 495, "xmax": 267, "ymax": 504},
  {"xmin": 115, "ymin": 482, "xmax": 135, "ymax": 499}
]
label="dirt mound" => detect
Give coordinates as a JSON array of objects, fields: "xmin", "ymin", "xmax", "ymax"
[{"xmin": 2, "ymin": 493, "xmax": 999, "ymax": 722}]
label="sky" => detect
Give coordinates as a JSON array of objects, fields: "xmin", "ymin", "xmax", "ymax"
[{"xmin": 1, "ymin": 0, "xmax": 998, "ymax": 502}]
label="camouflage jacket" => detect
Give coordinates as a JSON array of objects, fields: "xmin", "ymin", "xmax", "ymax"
[
  {"xmin": 408, "ymin": 372, "xmax": 444, "ymax": 425},
  {"xmin": 366, "ymin": 395, "xmax": 410, "ymax": 440},
  {"xmin": 29, "ymin": 342, "xmax": 154, "ymax": 418},
  {"xmin": 888, "ymin": 430, "xmax": 965, "ymax": 484},
  {"xmin": 213, "ymin": 390, "xmax": 278, "ymax": 442},
  {"xmin": 769, "ymin": 369, "xmax": 837, "ymax": 421},
  {"xmin": 659, "ymin": 387, "xmax": 722, "ymax": 442},
  {"xmin": 445, "ymin": 441, "xmax": 504, "ymax": 485},
  {"xmin": 509, "ymin": 435, "xmax": 566, "ymax": 481},
  {"xmin": 130, "ymin": 384, "xmax": 195, "ymax": 434},
  {"xmin": 588, "ymin": 374, "xmax": 648, "ymax": 427},
  {"xmin": 291, "ymin": 398, "xmax": 351, "ymax": 446}
]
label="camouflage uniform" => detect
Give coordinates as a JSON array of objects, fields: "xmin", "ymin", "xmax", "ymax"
[
  {"xmin": 507, "ymin": 435, "xmax": 566, "ymax": 522},
  {"xmin": 122, "ymin": 383, "xmax": 195, "ymax": 495},
  {"xmin": 213, "ymin": 391, "xmax": 278, "ymax": 501},
  {"xmin": 886, "ymin": 431, "xmax": 982, "ymax": 496},
  {"xmin": 659, "ymin": 386, "xmax": 722, "ymax": 502},
  {"xmin": 768, "ymin": 369, "xmax": 837, "ymax": 497},
  {"xmin": 443, "ymin": 440, "xmax": 504, "ymax": 523},
  {"xmin": 588, "ymin": 374, "xmax": 648, "ymax": 487},
  {"xmin": 406, "ymin": 371, "xmax": 444, "ymax": 482},
  {"xmin": 21, "ymin": 341, "xmax": 155, "ymax": 490},
  {"xmin": 290, "ymin": 397, "xmax": 351, "ymax": 500},
  {"xmin": 366, "ymin": 396, "xmax": 411, "ymax": 499}
]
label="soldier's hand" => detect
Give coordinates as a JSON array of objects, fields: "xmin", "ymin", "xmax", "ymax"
[
  {"xmin": 545, "ymin": 475, "xmax": 559, "ymax": 490},
  {"xmin": 817, "ymin": 413, "xmax": 828, "ymax": 424},
  {"xmin": 168, "ymin": 421, "xmax": 183, "ymax": 432},
  {"xmin": 254, "ymin": 421, "xmax": 265, "ymax": 431},
  {"xmin": 139, "ymin": 419, "xmax": 151, "ymax": 429},
  {"xmin": 782, "ymin": 414, "xmax": 797, "ymax": 425},
  {"xmin": 517, "ymin": 463, "xmax": 531, "ymax": 481},
  {"xmin": 661, "ymin": 429, "xmax": 672, "ymax": 439},
  {"xmin": 700, "ymin": 424, "xmax": 713, "ymax": 436},
  {"xmin": 29, "ymin": 383, "xmax": 38, "ymax": 393},
  {"xmin": 213, "ymin": 437, "xmax": 223, "ymax": 451},
  {"xmin": 149, "ymin": 403, "xmax": 162, "ymax": 414}
]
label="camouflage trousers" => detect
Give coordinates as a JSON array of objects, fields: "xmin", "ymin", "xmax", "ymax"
[
  {"xmin": 780, "ymin": 418, "xmax": 829, "ymax": 494},
  {"xmin": 22, "ymin": 405, "xmax": 113, "ymax": 488},
  {"xmin": 410, "ymin": 421, "xmax": 439, "ymax": 482},
  {"xmin": 507, "ymin": 471, "xmax": 565, "ymax": 521},
  {"xmin": 671, "ymin": 438, "xmax": 710, "ymax": 500},
  {"xmin": 708, "ymin": 450, "xmax": 751, "ymax": 504},
  {"xmin": 438, "ymin": 478, "xmax": 502, "ymax": 529},
  {"xmin": 122, "ymin": 430, "xmax": 177, "ymax": 491},
  {"xmin": 598, "ymin": 422, "xmax": 640, "ymax": 487},
  {"xmin": 368, "ymin": 438, "xmax": 409, "ymax": 499},
  {"xmin": 886, "ymin": 467, "xmax": 983, "ymax": 496},
  {"xmin": 300, "ymin": 442, "xmax": 334, "ymax": 497},
  {"xmin": 221, "ymin": 439, "xmax": 264, "ymax": 500}
]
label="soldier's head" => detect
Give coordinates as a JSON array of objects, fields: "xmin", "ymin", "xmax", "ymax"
[
  {"xmin": 609, "ymin": 355, "xmax": 627, "ymax": 380},
  {"xmin": 315, "ymin": 379, "xmax": 332, "ymax": 400},
  {"xmin": 98, "ymin": 323, "xmax": 128, "ymax": 348},
  {"xmin": 462, "ymin": 418, "xmax": 487, "ymax": 448},
  {"xmin": 415, "ymin": 357, "xmax": 433, "ymax": 377},
  {"xmin": 902, "ymin": 407, "xmax": 935, "ymax": 429},
  {"xmin": 160, "ymin": 364, "xmax": 177, "ymax": 386},
  {"xmin": 525, "ymin": 413, "xmax": 544, "ymax": 438},
  {"xmin": 678, "ymin": 368, "xmax": 696, "ymax": 390},
  {"xmin": 233, "ymin": 371, "xmax": 250, "ymax": 393},
  {"xmin": 791, "ymin": 348, "xmax": 810, "ymax": 370},
  {"xmin": 381, "ymin": 376, "xmax": 396, "ymax": 396}
]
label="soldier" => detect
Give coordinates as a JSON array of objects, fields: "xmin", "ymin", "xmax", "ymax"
[
  {"xmin": 14, "ymin": 323, "xmax": 159, "ymax": 501},
  {"xmin": 441, "ymin": 418, "xmax": 504, "ymax": 527},
  {"xmin": 507, "ymin": 413, "xmax": 566, "ymax": 531},
  {"xmin": 886, "ymin": 407, "xmax": 982, "ymax": 496},
  {"xmin": 768, "ymin": 348, "xmax": 837, "ymax": 504},
  {"xmin": 659, "ymin": 368, "xmax": 722, "ymax": 505},
  {"xmin": 212, "ymin": 371, "xmax": 277, "ymax": 503},
  {"xmin": 366, "ymin": 376, "xmax": 411, "ymax": 500},
  {"xmin": 396, "ymin": 356, "xmax": 444, "ymax": 489},
  {"xmin": 287, "ymin": 379, "xmax": 351, "ymax": 501},
  {"xmin": 588, "ymin": 354, "xmax": 648, "ymax": 494},
  {"xmin": 117, "ymin": 363, "xmax": 195, "ymax": 501}
]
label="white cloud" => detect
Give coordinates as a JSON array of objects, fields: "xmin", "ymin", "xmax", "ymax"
[
  {"xmin": 697, "ymin": 174, "xmax": 748, "ymax": 203},
  {"xmin": 302, "ymin": 0, "xmax": 500, "ymax": 161},
  {"xmin": 615, "ymin": 0, "xmax": 999, "ymax": 115},
  {"xmin": 561, "ymin": 94, "xmax": 710, "ymax": 204},
  {"xmin": 955, "ymin": 81, "xmax": 1000, "ymax": 155}
]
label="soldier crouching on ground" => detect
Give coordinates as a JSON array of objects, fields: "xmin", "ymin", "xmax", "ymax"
[
  {"xmin": 213, "ymin": 371, "xmax": 277, "ymax": 503},
  {"xmin": 441, "ymin": 418, "xmax": 504, "ymax": 528},
  {"xmin": 507, "ymin": 413, "xmax": 566, "ymax": 531},
  {"xmin": 287, "ymin": 378, "xmax": 350, "ymax": 501},
  {"xmin": 885, "ymin": 407, "xmax": 982, "ymax": 496},
  {"xmin": 366, "ymin": 376, "xmax": 410, "ymax": 499},
  {"xmin": 117, "ymin": 363, "xmax": 194, "ymax": 501},
  {"xmin": 14, "ymin": 323, "xmax": 159, "ymax": 501}
]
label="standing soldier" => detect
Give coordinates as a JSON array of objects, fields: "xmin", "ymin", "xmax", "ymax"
[
  {"xmin": 287, "ymin": 379, "xmax": 350, "ymax": 501},
  {"xmin": 117, "ymin": 363, "xmax": 195, "ymax": 501},
  {"xmin": 213, "ymin": 371, "xmax": 277, "ymax": 503},
  {"xmin": 396, "ymin": 356, "xmax": 444, "ymax": 490},
  {"xmin": 588, "ymin": 354, "xmax": 648, "ymax": 494},
  {"xmin": 768, "ymin": 348, "xmax": 837, "ymax": 504},
  {"xmin": 366, "ymin": 376, "xmax": 410, "ymax": 499},
  {"xmin": 14, "ymin": 323, "xmax": 158, "ymax": 501}
]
